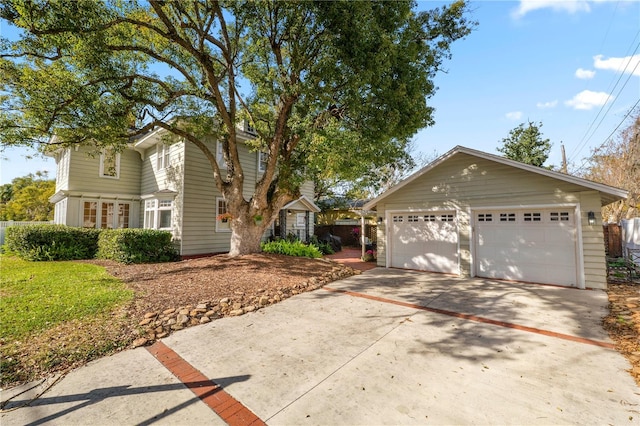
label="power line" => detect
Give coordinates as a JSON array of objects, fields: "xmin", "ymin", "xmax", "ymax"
[
  {"xmin": 573, "ymin": 97, "xmax": 640, "ymax": 174},
  {"xmin": 569, "ymin": 35, "xmax": 640, "ymax": 163}
]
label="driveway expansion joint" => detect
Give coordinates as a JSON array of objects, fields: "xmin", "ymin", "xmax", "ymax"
[{"xmin": 323, "ymin": 287, "xmax": 615, "ymax": 349}]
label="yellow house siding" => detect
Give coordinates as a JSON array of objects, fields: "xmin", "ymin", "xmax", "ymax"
[{"xmin": 374, "ymin": 154, "xmax": 609, "ymax": 288}]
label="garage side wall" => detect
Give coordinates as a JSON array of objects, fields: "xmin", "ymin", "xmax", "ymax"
[{"xmin": 374, "ymin": 154, "xmax": 608, "ymax": 289}]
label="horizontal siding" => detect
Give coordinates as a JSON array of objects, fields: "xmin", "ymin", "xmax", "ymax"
[
  {"xmin": 180, "ymin": 140, "xmax": 227, "ymax": 255},
  {"xmin": 375, "ymin": 154, "xmax": 609, "ymax": 288},
  {"xmin": 54, "ymin": 149, "xmax": 70, "ymax": 191},
  {"xmin": 67, "ymin": 146, "xmax": 140, "ymax": 195}
]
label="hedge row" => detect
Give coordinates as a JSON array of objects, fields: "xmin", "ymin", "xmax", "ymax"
[{"xmin": 4, "ymin": 225, "xmax": 178, "ymax": 263}]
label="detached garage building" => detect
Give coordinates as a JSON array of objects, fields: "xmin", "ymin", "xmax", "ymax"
[{"xmin": 363, "ymin": 146, "xmax": 627, "ymax": 289}]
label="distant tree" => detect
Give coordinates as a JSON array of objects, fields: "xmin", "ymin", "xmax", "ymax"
[
  {"xmin": 314, "ymin": 142, "xmax": 437, "ymax": 203},
  {"xmin": 0, "ymin": 172, "xmax": 55, "ymax": 221},
  {"xmin": 497, "ymin": 121, "xmax": 551, "ymax": 167},
  {"xmin": 581, "ymin": 111, "xmax": 639, "ymax": 222}
]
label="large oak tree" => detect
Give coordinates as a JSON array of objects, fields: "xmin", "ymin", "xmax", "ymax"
[{"xmin": 0, "ymin": 0, "xmax": 474, "ymax": 255}]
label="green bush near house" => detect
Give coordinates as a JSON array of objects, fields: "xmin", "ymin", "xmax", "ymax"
[
  {"xmin": 97, "ymin": 228, "xmax": 179, "ymax": 264},
  {"xmin": 261, "ymin": 239, "xmax": 323, "ymax": 258},
  {"xmin": 4, "ymin": 224, "xmax": 101, "ymax": 261}
]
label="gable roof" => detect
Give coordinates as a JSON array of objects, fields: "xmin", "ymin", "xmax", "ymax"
[
  {"xmin": 363, "ymin": 145, "xmax": 628, "ymax": 210},
  {"xmin": 283, "ymin": 195, "xmax": 321, "ymax": 213}
]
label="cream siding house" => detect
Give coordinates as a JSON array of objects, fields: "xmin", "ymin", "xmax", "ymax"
[
  {"xmin": 364, "ymin": 146, "xmax": 627, "ymax": 290},
  {"xmin": 48, "ymin": 126, "xmax": 319, "ymax": 257}
]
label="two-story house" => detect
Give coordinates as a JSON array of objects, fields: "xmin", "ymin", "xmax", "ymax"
[{"xmin": 47, "ymin": 124, "xmax": 319, "ymax": 257}]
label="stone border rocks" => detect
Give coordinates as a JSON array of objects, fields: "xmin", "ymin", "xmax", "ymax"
[{"xmin": 132, "ymin": 263, "xmax": 358, "ymax": 347}]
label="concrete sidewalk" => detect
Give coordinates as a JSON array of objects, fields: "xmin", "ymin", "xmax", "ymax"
[{"xmin": 2, "ymin": 269, "xmax": 639, "ymax": 425}]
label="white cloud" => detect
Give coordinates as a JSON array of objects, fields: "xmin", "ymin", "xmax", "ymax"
[
  {"xmin": 512, "ymin": 0, "xmax": 592, "ymax": 18},
  {"xmin": 575, "ymin": 68, "xmax": 596, "ymax": 79},
  {"xmin": 565, "ymin": 90, "xmax": 613, "ymax": 110},
  {"xmin": 593, "ymin": 54, "xmax": 640, "ymax": 77},
  {"xmin": 506, "ymin": 111, "xmax": 523, "ymax": 120},
  {"xmin": 536, "ymin": 100, "xmax": 558, "ymax": 109}
]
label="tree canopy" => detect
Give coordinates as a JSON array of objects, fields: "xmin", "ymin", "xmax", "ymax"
[
  {"xmin": 0, "ymin": 0, "xmax": 474, "ymax": 254},
  {"xmin": 581, "ymin": 111, "xmax": 639, "ymax": 222},
  {"xmin": 497, "ymin": 121, "xmax": 551, "ymax": 167},
  {"xmin": 0, "ymin": 172, "xmax": 55, "ymax": 221}
]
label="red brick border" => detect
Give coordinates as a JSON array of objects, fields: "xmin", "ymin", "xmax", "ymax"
[
  {"xmin": 147, "ymin": 341, "xmax": 265, "ymax": 426},
  {"xmin": 323, "ymin": 287, "xmax": 615, "ymax": 349}
]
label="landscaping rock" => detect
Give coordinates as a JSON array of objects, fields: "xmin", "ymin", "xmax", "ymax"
[{"xmin": 132, "ymin": 337, "xmax": 148, "ymax": 348}]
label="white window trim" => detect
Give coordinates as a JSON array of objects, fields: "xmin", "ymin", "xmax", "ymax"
[
  {"xmin": 156, "ymin": 143, "xmax": 170, "ymax": 170},
  {"xmin": 216, "ymin": 141, "xmax": 227, "ymax": 170},
  {"xmin": 143, "ymin": 198, "xmax": 173, "ymax": 230},
  {"xmin": 99, "ymin": 151, "xmax": 121, "ymax": 179},
  {"xmin": 215, "ymin": 197, "xmax": 231, "ymax": 233},
  {"xmin": 81, "ymin": 199, "xmax": 131, "ymax": 229},
  {"xmin": 257, "ymin": 151, "xmax": 268, "ymax": 174}
]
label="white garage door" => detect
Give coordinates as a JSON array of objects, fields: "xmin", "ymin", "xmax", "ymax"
[
  {"xmin": 390, "ymin": 212, "xmax": 458, "ymax": 274},
  {"xmin": 475, "ymin": 208, "xmax": 577, "ymax": 286}
]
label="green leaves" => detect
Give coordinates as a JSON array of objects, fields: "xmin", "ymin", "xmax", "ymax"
[
  {"xmin": 1, "ymin": 0, "xmax": 475, "ymax": 252},
  {"xmin": 497, "ymin": 121, "xmax": 552, "ymax": 168}
]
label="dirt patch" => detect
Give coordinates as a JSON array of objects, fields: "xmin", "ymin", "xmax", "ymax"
[{"xmin": 603, "ymin": 282, "xmax": 640, "ymax": 386}]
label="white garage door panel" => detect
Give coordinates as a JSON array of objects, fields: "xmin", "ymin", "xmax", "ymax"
[
  {"xmin": 475, "ymin": 209, "xmax": 577, "ymax": 286},
  {"xmin": 390, "ymin": 212, "xmax": 458, "ymax": 274}
]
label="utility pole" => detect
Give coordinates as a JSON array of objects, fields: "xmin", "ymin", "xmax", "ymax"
[{"xmin": 561, "ymin": 143, "xmax": 567, "ymax": 173}]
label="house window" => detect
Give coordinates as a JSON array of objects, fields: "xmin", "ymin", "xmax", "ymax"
[
  {"xmin": 216, "ymin": 197, "xmax": 231, "ymax": 232},
  {"xmin": 258, "ymin": 151, "xmax": 268, "ymax": 174},
  {"xmin": 158, "ymin": 200, "xmax": 172, "ymax": 229},
  {"xmin": 101, "ymin": 202, "xmax": 115, "ymax": 229},
  {"xmin": 245, "ymin": 120, "xmax": 257, "ymax": 135},
  {"xmin": 144, "ymin": 199, "xmax": 173, "ymax": 229},
  {"xmin": 478, "ymin": 213, "xmax": 492, "ymax": 222},
  {"xmin": 83, "ymin": 200, "xmax": 130, "ymax": 229},
  {"xmin": 144, "ymin": 200, "xmax": 155, "ymax": 229},
  {"xmin": 99, "ymin": 149, "xmax": 120, "ymax": 178},
  {"xmin": 216, "ymin": 141, "xmax": 227, "ymax": 169},
  {"xmin": 156, "ymin": 143, "xmax": 170, "ymax": 170},
  {"xmin": 83, "ymin": 201, "xmax": 97, "ymax": 228},
  {"xmin": 118, "ymin": 204, "xmax": 130, "ymax": 228}
]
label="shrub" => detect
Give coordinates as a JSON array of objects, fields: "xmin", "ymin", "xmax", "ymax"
[
  {"xmin": 309, "ymin": 235, "xmax": 335, "ymax": 255},
  {"xmin": 261, "ymin": 239, "xmax": 322, "ymax": 258},
  {"xmin": 97, "ymin": 228, "xmax": 179, "ymax": 264},
  {"xmin": 5, "ymin": 225, "xmax": 100, "ymax": 261}
]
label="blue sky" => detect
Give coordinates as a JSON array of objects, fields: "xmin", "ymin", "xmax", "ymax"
[{"xmin": 1, "ymin": 0, "xmax": 639, "ymax": 184}]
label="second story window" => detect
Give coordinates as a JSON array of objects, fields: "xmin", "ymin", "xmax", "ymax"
[
  {"xmin": 216, "ymin": 141, "xmax": 227, "ymax": 169},
  {"xmin": 258, "ymin": 151, "xmax": 268, "ymax": 174},
  {"xmin": 156, "ymin": 143, "xmax": 170, "ymax": 170},
  {"xmin": 99, "ymin": 148, "xmax": 120, "ymax": 179}
]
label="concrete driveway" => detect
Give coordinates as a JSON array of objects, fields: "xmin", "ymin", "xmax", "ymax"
[{"xmin": 3, "ymin": 268, "xmax": 639, "ymax": 425}]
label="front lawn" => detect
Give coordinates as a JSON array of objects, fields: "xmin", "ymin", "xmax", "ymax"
[
  {"xmin": 0, "ymin": 256, "xmax": 134, "ymax": 386},
  {"xmin": 1, "ymin": 257, "xmax": 133, "ymax": 340}
]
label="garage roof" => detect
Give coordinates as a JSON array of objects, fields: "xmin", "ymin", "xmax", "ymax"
[{"xmin": 363, "ymin": 145, "xmax": 628, "ymax": 210}]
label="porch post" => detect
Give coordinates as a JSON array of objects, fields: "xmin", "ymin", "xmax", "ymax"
[
  {"xmin": 279, "ymin": 210, "xmax": 287, "ymax": 239},
  {"xmin": 305, "ymin": 211, "xmax": 310, "ymax": 242},
  {"xmin": 361, "ymin": 212, "xmax": 365, "ymax": 260}
]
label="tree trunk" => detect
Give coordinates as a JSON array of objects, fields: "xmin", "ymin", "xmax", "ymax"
[{"xmin": 228, "ymin": 216, "xmax": 271, "ymax": 256}]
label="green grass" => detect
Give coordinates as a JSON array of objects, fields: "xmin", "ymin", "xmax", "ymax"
[{"xmin": 0, "ymin": 256, "xmax": 134, "ymax": 340}]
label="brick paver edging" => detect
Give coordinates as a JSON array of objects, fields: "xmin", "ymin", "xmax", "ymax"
[
  {"xmin": 323, "ymin": 287, "xmax": 615, "ymax": 349},
  {"xmin": 147, "ymin": 341, "xmax": 266, "ymax": 426}
]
